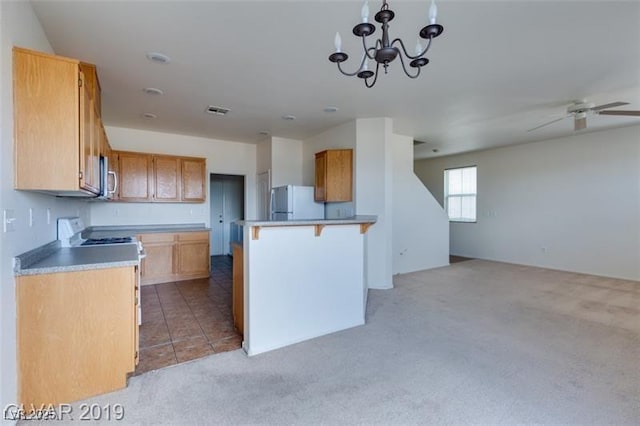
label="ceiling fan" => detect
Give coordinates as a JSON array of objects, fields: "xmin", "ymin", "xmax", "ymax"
[{"xmin": 528, "ymin": 100, "xmax": 640, "ymax": 132}]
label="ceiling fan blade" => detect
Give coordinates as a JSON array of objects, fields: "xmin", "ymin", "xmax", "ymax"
[
  {"xmin": 591, "ymin": 101, "xmax": 629, "ymax": 111},
  {"xmin": 527, "ymin": 115, "xmax": 571, "ymax": 132},
  {"xmin": 575, "ymin": 116, "xmax": 587, "ymax": 131},
  {"xmin": 597, "ymin": 110, "xmax": 640, "ymax": 117}
]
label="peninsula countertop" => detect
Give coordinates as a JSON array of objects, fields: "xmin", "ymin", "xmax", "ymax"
[{"xmin": 235, "ymin": 215, "xmax": 377, "ymax": 227}]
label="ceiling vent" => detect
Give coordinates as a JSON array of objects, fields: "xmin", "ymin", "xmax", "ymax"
[
  {"xmin": 143, "ymin": 87, "xmax": 164, "ymax": 95},
  {"xmin": 205, "ymin": 105, "xmax": 230, "ymax": 116},
  {"xmin": 146, "ymin": 52, "xmax": 171, "ymax": 64}
]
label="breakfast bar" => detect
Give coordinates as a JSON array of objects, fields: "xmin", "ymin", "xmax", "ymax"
[{"xmin": 235, "ymin": 216, "xmax": 376, "ymax": 356}]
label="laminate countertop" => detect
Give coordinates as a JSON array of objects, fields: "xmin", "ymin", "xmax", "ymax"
[
  {"xmin": 14, "ymin": 241, "xmax": 140, "ymax": 276},
  {"xmin": 84, "ymin": 223, "xmax": 209, "ymax": 239},
  {"xmin": 14, "ymin": 224, "xmax": 210, "ymax": 276},
  {"xmin": 235, "ymin": 215, "xmax": 377, "ymax": 227}
]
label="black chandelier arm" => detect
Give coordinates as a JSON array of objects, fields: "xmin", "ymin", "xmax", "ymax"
[
  {"xmin": 361, "ymin": 36, "xmax": 382, "ymax": 60},
  {"xmin": 336, "ymin": 53, "xmax": 369, "ymax": 77},
  {"xmin": 364, "ymin": 62, "xmax": 382, "ymax": 88},
  {"xmin": 391, "ymin": 36, "xmax": 433, "ymax": 61},
  {"xmin": 397, "ymin": 52, "xmax": 422, "ymax": 79}
]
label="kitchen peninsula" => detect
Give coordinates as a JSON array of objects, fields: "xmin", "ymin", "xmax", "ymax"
[{"xmin": 235, "ymin": 216, "xmax": 376, "ymax": 356}]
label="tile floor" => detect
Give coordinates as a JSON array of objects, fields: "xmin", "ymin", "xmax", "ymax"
[{"xmin": 134, "ymin": 255, "xmax": 242, "ymax": 375}]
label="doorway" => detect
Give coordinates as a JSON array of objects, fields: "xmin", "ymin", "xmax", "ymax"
[{"xmin": 209, "ymin": 174, "xmax": 245, "ymax": 256}]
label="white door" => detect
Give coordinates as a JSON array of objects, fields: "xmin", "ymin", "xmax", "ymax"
[
  {"xmin": 210, "ymin": 177, "xmax": 225, "ymax": 255},
  {"xmin": 222, "ymin": 177, "xmax": 244, "ymax": 254},
  {"xmin": 257, "ymin": 170, "xmax": 271, "ymax": 220}
]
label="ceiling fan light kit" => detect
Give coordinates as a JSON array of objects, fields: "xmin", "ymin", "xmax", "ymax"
[
  {"xmin": 329, "ymin": 0, "xmax": 444, "ymax": 88},
  {"xmin": 528, "ymin": 101, "xmax": 640, "ymax": 132}
]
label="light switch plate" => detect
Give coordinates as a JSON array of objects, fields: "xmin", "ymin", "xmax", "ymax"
[{"xmin": 29, "ymin": 208, "xmax": 34, "ymax": 227}]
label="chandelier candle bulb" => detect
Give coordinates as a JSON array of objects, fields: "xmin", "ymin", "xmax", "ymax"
[
  {"xmin": 361, "ymin": 1, "xmax": 370, "ymax": 23},
  {"xmin": 415, "ymin": 39, "xmax": 422, "ymax": 56},
  {"xmin": 429, "ymin": 0, "xmax": 438, "ymax": 25},
  {"xmin": 334, "ymin": 32, "xmax": 342, "ymax": 52}
]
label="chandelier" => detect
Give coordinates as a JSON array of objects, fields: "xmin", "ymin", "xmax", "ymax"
[{"xmin": 329, "ymin": 0, "xmax": 444, "ymax": 88}]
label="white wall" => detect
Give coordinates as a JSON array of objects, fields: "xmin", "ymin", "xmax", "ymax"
[
  {"xmin": 355, "ymin": 118, "xmax": 393, "ymax": 289},
  {"xmin": 391, "ymin": 133, "xmax": 449, "ymax": 274},
  {"xmin": 90, "ymin": 126, "xmax": 257, "ymax": 226},
  {"xmin": 270, "ymin": 137, "xmax": 303, "ymax": 187},
  {"xmin": 0, "ymin": 1, "xmax": 91, "ymax": 414},
  {"xmin": 415, "ymin": 125, "xmax": 640, "ymax": 280},
  {"xmin": 256, "ymin": 137, "xmax": 271, "ymax": 174}
]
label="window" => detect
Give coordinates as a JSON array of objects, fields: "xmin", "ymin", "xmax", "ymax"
[{"xmin": 444, "ymin": 166, "xmax": 477, "ymax": 222}]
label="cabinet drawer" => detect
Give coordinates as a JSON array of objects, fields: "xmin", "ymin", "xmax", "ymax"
[
  {"xmin": 178, "ymin": 231, "xmax": 209, "ymax": 242},
  {"xmin": 139, "ymin": 233, "xmax": 176, "ymax": 244}
]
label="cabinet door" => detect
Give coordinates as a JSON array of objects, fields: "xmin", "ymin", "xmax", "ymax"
[
  {"xmin": 153, "ymin": 156, "xmax": 181, "ymax": 202},
  {"xmin": 13, "ymin": 48, "xmax": 81, "ymax": 191},
  {"xmin": 140, "ymin": 243, "xmax": 176, "ymax": 284},
  {"xmin": 17, "ymin": 267, "xmax": 136, "ymax": 407},
  {"xmin": 91, "ymin": 110, "xmax": 101, "ymax": 190},
  {"xmin": 314, "ymin": 151, "xmax": 327, "ymax": 202},
  {"xmin": 325, "ymin": 149, "xmax": 353, "ymax": 202},
  {"xmin": 118, "ymin": 152, "xmax": 152, "ymax": 201},
  {"xmin": 79, "ymin": 75, "xmax": 98, "ymax": 193},
  {"xmin": 178, "ymin": 241, "xmax": 210, "ymax": 275},
  {"xmin": 232, "ymin": 243, "xmax": 244, "ymax": 335},
  {"xmin": 181, "ymin": 158, "xmax": 206, "ymax": 202}
]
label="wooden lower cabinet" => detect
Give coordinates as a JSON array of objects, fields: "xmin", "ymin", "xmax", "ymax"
[
  {"xmin": 17, "ymin": 266, "xmax": 138, "ymax": 408},
  {"xmin": 232, "ymin": 243, "xmax": 244, "ymax": 335},
  {"xmin": 139, "ymin": 231, "xmax": 210, "ymax": 285}
]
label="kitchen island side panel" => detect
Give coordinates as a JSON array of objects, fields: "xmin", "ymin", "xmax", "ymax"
[{"xmin": 244, "ymin": 225, "xmax": 365, "ymax": 355}]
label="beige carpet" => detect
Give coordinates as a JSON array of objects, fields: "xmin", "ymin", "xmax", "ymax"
[{"xmin": 26, "ymin": 260, "xmax": 640, "ymax": 424}]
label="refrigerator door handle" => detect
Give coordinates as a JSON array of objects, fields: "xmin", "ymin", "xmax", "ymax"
[{"xmin": 269, "ymin": 189, "xmax": 275, "ymax": 220}]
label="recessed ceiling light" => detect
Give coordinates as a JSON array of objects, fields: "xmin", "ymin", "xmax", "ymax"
[
  {"xmin": 142, "ymin": 112, "xmax": 157, "ymax": 119},
  {"xmin": 282, "ymin": 115, "xmax": 296, "ymax": 121},
  {"xmin": 432, "ymin": 148, "xmax": 439, "ymax": 153},
  {"xmin": 143, "ymin": 87, "xmax": 164, "ymax": 95},
  {"xmin": 258, "ymin": 131, "xmax": 270, "ymax": 136},
  {"xmin": 323, "ymin": 106, "xmax": 339, "ymax": 113},
  {"xmin": 146, "ymin": 52, "xmax": 171, "ymax": 64}
]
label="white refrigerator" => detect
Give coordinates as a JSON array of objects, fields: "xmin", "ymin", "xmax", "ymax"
[{"xmin": 271, "ymin": 185, "xmax": 325, "ymax": 220}]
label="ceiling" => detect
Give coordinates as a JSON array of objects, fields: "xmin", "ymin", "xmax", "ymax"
[{"xmin": 30, "ymin": 1, "xmax": 640, "ymax": 159}]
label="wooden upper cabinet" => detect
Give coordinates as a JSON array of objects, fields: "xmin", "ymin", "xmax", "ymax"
[
  {"xmin": 13, "ymin": 47, "xmax": 99, "ymax": 195},
  {"xmin": 79, "ymin": 62, "xmax": 101, "ymax": 116},
  {"xmin": 79, "ymin": 74, "xmax": 94, "ymax": 193},
  {"xmin": 118, "ymin": 151, "xmax": 152, "ymax": 201},
  {"xmin": 181, "ymin": 158, "xmax": 206, "ymax": 202},
  {"xmin": 153, "ymin": 155, "xmax": 181, "ymax": 202},
  {"xmin": 314, "ymin": 149, "xmax": 353, "ymax": 202},
  {"xmin": 113, "ymin": 151, "xmax": 205, "ymax": 203}
]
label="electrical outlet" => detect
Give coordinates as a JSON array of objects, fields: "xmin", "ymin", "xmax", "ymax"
[
  {"xmin": 29, "ymin": 208, "xmax": 34, "ymax": 227},
  {"xmin": 3, "ymin": 209, "xmax": 16, "ymax": 232}
]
